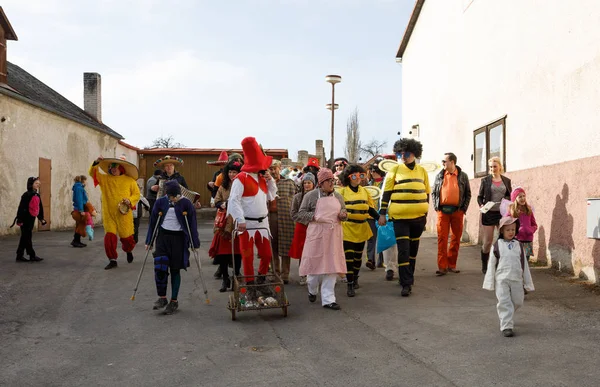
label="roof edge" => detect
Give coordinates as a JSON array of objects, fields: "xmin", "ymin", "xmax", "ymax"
[
  {"xmin": 0, "ymin": 7, "xmax": 18, "ymax": 40},
  {"xmin": 0, "ymin": 86, "xmax": 123, "ymax": 140},
  {"xmin": 395, "ymin": 0, "xmax": 425, "ymax": 61}
]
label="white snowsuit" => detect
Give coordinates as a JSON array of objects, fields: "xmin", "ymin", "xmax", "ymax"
[{"xmin": 483, "ymin": 239, "xmax": 535, "ymax": 331}]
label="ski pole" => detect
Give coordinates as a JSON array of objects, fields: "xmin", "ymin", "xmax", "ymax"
[
  {"xmin": 182, "ymin": 211, "xmax": 210, "ymax": 304},
  {"xmin": 131, "ymin": 212, "xmax": 162, "ymax": 301}
]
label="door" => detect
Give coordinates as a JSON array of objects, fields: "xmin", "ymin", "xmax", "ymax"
[{"xmin": 38, "ymin": 158, "xmax": 51, "ymax": 231}]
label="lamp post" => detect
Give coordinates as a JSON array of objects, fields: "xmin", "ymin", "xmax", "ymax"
[{"xmin": 325, "ymin": 74, "xmax": 341, "ymax": 166}]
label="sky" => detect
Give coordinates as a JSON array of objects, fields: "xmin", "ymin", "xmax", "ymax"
[{"xmin": 3, "ymin": 0, "xmax": 414, "ymax": 161}]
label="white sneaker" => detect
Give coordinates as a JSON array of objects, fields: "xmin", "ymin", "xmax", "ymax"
[{"xmin": 299, "ymin": 276, "xmax": 307, "ymax": 286}]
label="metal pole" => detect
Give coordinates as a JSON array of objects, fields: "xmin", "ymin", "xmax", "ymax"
[{"xmin": 330, "ymin": 83, "xmax": 336, "ymax": 164}]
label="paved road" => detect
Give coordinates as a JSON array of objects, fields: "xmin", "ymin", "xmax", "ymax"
[{"xmin": 2, "ymin": 220, "xmax": 600, "ymax": 386}]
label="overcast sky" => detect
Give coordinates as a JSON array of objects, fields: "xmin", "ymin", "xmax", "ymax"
[{"xmin": 3, "ymin": 0, "xmax": 413, "ymax": 160}]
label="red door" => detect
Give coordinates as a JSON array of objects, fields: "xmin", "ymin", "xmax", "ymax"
[{"xmin": 38, "ymin": 158, "xmax": 51, "ymax": 231}]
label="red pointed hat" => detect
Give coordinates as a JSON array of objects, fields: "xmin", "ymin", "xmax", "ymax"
[
  {"xmin": 207, "ymin": 150, "xmax": 229, "ymax": 166},
  {"xmin": 240, "ymin": 137, "xmax": 272, "ymax": 173}
]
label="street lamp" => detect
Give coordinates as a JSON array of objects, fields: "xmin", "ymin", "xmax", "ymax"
[
  {"xmin": 325, "ymin": 103, "xmax": 339, "ymax": 110},
  {"xmin": 325, "ymin": 74, "xmax": 341, "ymax": 166}
]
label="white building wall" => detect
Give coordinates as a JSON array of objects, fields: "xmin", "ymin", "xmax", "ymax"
[
  {"xmin": 0, "ymin": 96, "xmax": 127, "ymax": 234},
  {"xmin": 401, "ymin": 0, "xmax": 600, "ymax": 176}
]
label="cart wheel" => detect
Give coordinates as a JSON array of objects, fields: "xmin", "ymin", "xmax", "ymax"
[
  {"xmin": 282, "ymin": 305, "xmax": 288, "ymax": 317},
  {"xmin": 229, "ymin": 295, "xmax": 237, "ymax": 321}
]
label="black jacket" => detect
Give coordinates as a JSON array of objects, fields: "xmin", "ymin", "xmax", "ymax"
[
  {"xmin": 477, "ymin": 175, "xmax": 512, "ymax": 207},
  {"xmin": 160, "ymin": 172, "xmax": 188, "ymax": 189},
  {"xmin": 432, "ymin": 166, "xmax": 471, "ymax": 213}
]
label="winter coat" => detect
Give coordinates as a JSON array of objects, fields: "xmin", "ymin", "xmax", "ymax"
[
  {"xmin": 516, "ymin": 211, "xmax": 538, "ymax": 243},
  {"xmin": 72, "ymin": 182, "xmax": 88, "ymax": 212}
]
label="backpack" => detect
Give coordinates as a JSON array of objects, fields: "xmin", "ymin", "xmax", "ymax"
[{"xmin": 493, "ymin": 240, "xmax": 525, "ymax": 270}]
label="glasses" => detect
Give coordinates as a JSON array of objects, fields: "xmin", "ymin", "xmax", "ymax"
[
  {"xmin": 335, "ymin": 163, "xmax": 345, "ymax": 168},
  {"xmin": 396, "ymin": 151, "xmax": 412, "ymax": 158},
  {"xmin": 351, "ymin": 173, "xmax": 366, "ymax": 180},
  {"xmin": 321, "ymin": 178, "xmax": 334, "ymax": 184}
]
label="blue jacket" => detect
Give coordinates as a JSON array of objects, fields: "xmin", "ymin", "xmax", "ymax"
[
  {"xmin": 146, "ymin": 196, "xmax": 200, "ymax": 269},
  {"xmin": 72, "ymin": 182, "xmax": 88, "ymax": 212}
]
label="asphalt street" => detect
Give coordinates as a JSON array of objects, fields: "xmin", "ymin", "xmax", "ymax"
[{"xmin": 2, "ymin": 219, "xmax": 600, "ymax": 387}]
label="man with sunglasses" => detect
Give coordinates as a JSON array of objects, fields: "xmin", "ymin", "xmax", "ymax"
[
  {"xmin": 378, "ymin": 138, "xmax": 430, "ymax": 297},
  {"xmin": 431, "ymin": 153, "xmax": 471, "ymax": 276}
]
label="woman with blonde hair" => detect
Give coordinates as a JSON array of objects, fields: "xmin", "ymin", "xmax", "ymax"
[{"xmin": 477, "ymin": 156, "xmax": 512, "ymax": 274}]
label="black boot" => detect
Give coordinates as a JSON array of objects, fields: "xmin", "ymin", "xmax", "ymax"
[
  {"xmin": 347, "ymin": 282, "xmax": 355, "ymax": 297},
  {"xmin": 220, "ymin": 276, "xmax": 231, "ymax": 293},
  {"xmin": 214, "ymin": 266, "xmax": 222, "ymax": 279},
  {"xmin": 353, "ymin": 276, "xmax": 360, "ymax": 289},
  {"xmin": 481, "ymin": 252, "xmax": 490, "ymax": 274}
]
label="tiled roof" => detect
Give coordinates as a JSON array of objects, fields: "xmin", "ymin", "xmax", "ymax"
[{"xmin": 1, "ymin": 61, "xmax": 123, "ymax": 139}]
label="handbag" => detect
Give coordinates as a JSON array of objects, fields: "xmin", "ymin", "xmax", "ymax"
[{"xmin": 214, "ymin": 208, "xmax": 227, "ymax": 230}]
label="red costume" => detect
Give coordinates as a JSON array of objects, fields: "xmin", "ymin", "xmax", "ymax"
[{"xmin": 227, "ymin": 137, "xmax": 278, "ymax": 279}]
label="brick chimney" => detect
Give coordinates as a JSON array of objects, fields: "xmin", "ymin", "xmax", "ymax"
[
  {"xmin": 83, "ymin": 72, "xmax": 102, "ymax": 122},
  {"xmin": 0, "ymin": 7, "xmax": 19, "ymax": 84}
]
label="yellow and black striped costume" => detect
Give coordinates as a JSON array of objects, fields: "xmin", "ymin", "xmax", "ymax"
[
  {"xmin": 380, "ymin": 163, "xmax": 430, "ymax": 220},
  {"xmin": 339, "ymin": 186, "xmax": 376, "ymax": 286},
  {"xmin": 379, "ymin": 162, "xmax": 430, "ymax": 288}
]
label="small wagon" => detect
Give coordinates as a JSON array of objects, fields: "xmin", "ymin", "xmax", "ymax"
[
  {"xmin": 227, "ymin": 273, "xmax": 289, "ymax": 321},
  {"xmin": 226, "ymin": 227, "xmax": 290, "ymax": 320}
]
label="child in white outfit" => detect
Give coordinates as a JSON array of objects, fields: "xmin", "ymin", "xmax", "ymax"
[{"xmin": 483, "ymin": 216, "xmax": 535, "ymax": 337}]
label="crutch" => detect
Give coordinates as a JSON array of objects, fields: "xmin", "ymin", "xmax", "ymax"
[
  {"xmin": 130, "ymin": 212, "xmax": 162, "ymax": 301},
  {"xmin": 182, "ymin": 211, "xmax": 210, "ymax": 304}
]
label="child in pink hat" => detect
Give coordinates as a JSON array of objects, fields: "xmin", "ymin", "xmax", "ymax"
[{"xmin": 508, "ymin": 187, "xmax": 538, "ymax": 261}]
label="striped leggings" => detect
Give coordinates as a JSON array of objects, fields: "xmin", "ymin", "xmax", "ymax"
[
  {"xmin": 393, "ymin": 216, "xmax": 426, "ymax": 286},
  {"xmin": 344, "ymin": 240, "xmax": 366, "ymax": 283}
]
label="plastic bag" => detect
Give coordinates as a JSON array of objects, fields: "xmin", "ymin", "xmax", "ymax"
[{"xmin": 376, "ymin": 219, "xmax": 396, "ymax": 254}]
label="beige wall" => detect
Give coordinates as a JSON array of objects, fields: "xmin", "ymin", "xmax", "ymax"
[
  {"xmin": 401, "ymin": 0, "xmax": 600, "ymax": 281},
  {"xmin": 0, "ymin": 96, "xmax": 128, "ymax": 235},
  {"xmin": 401, "ymin": 0, "xmax": 600, "ymax": 175}
]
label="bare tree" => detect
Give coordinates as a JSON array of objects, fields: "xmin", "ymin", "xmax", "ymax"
[
  {"xmin": 344, "ymin": 108, "xmax": 361, "ymax": 163},
  {"xmin": 359, "ymin": 138, "xmax": 388, "ymax": 160},
  {"xmin": 146, "ymin": 135, "xmax": 185, "ymax": 149}
]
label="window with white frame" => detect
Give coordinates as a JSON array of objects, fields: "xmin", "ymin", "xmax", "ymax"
[{"xmin": 473, "ymin": 117, "xmax": 506, "ymax": 178}]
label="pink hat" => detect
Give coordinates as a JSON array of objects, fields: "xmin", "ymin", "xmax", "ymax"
[
  {"xmin": 499, "ymin": 216, "xmax": 518, "ymax": 230},
  {"xmin": 317, "ymin": 168, "xmax": 334, "ymax": 185},
  {"xmin": 511, "ymin": 187, "xmax": 526, "ymax": 202}
]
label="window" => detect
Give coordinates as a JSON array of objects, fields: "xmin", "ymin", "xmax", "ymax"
[{"xmin": 473, "ymin": 117, "xmax": 506, "ymax": 178}]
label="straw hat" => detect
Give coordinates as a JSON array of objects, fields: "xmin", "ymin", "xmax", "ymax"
[
  {"xmin": 98, "ymin": 156, "xmax": 139, "ymax": 180},
  {"xmin": 153, "ymin": 155, "xmax": 183, "ymax": 168}
]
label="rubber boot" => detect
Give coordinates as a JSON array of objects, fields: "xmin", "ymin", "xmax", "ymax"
[{"xmin": 481, "ymin": 251, "xmax": 490, "ymax": 274}]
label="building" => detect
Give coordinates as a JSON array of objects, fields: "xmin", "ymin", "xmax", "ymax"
[
  {"xmin": 396, "ymin": 0, "xmax": 600, "ymax": 281},
  {"xmin": 138, "ymin": 147, "xmax": 288, "ymax": 207},
  {"xmin": 0, "ymin": 7, "xmax": 136, "ymax": 235}
]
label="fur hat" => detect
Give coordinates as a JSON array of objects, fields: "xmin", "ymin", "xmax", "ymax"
[
  {"xmin": 511, "ymin": 187, "xmax": 526, "ymax": 202},
  {"xmin": 317, "ymin": 168, "xmax": 334, "ymax": 185}
]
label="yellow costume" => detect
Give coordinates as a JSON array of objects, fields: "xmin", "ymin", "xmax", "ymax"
[
  {"xmin": 340, "ymin": 186, "xmax": 375, "ymax": 243},
  {"xmin": 89, "ymin": 161, "xmax": 140, "ymax": 260},
  {"xmin": 382, "ymin": 163, "xmax": 430, "ymax": 220}
]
